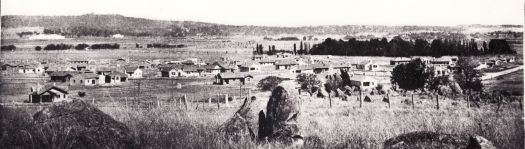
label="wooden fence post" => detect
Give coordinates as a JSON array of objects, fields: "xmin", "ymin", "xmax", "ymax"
[
  {"xmin": 225, "ymin": 94, "xmax": 229, "ymax": 106},
  {"xmin": 467, "ymin": 95, "xmax": 470, "ymax": 108},
  {"xmin": 411, "ymin": 93, "xmax": 414, "ymax": 109},
  {"xmin": 217, "ymin": 94, "xmax": 220, "ymax": 110},
  {"xmin": 387, "ymin": 93, "xmax": 390, "ymax": 108},
  {"xmin": 436, "ymin": 94, "xmax": 439, "ymax": 110},
  {"xmin": 359, "ymin": 90, "xmax": 362, "ymax": 108}
]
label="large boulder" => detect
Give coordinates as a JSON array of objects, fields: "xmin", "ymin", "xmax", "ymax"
[
  {"xmin": 259, "ymin": 86, "xmax": 302, "ymax": 145},
  {"xmin": 383, "ymin": 131, "xmax": 495, "ymax": 149},
  {"xmin": 219, "ymin": 96, "xmax": 258, "ymax": 142},
  {"xmin": 33, "ymin": 99, "xmax": 133, "ymax": 149}
]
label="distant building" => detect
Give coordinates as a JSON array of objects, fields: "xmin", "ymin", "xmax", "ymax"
[
  {"xmin": 275, "ymin": 60, "xmax": 298, "ymax": 70},
  {"xmin": 70, "ymin": 73, "xmax": 99, "ymax": 86},
  {"xmin": 294, "ymin": 65, "xmax": 314, "ymax": 74},
  {"xmin": 349, "ymin": 76, "xmax": 378, "ymax": 90},
  {"xmin": 124, "ymin": 67, "xmax": 143, "ymax": 78},
  {"xmin": 390, "ymin": 57, "xmax": 412, "ymax": 65},
  {"xmin": 356, "ymin": 61, "xmax": 379, "ymax": 71},
  {"xmin": 29, "ymin": 85, "xmax": 68, "ymax": 103},
  {"xmin": 214, "ymin": 72, "xmax": 253, "ymax": 85},
  {"xmin": 49, "ymin": 71, "xmax": 74, "ymax": 82},
  {"xmin": 238, "ymin": 62, "xmax": 260, "ymax": 72},
  {"xmin": 204, "ymin": 64, "xmax": 222, "ymax": 75},
  {"xmin": 258, "ymin": 59, "xmax": 276, "ymax": 66},
  {"xmin": 112, "ymin": 34, "xmax": 124, "ymax": 38}
]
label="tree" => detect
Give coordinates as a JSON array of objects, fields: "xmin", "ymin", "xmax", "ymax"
[
  {"xmin": 258, "ymin": 76, "xmax": 285, "ymax": 91},
  {"xmin": 296, "ymin": 73, "xmax": 321, "ymax": 96},
  {"xmin": 391, "ymin": 58, "xmax": 433, "ymax": 91},
  {"xmin": 454, "ymin": 57, "xmax": 483, "ymax": 92},
  {"xmin": 75, "ymin": 43, "xmax": 90, "ymax": 50}
]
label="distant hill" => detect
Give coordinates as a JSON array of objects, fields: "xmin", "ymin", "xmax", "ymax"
[{"xmin": 1, "ymin": 14, "xmax": 522, "ymax": 37}]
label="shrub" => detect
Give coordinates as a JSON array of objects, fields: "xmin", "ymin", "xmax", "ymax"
[
  {"xmin": 75, "ymin": 43, "xmax": 90, "ymax": 50},
  {"xmin": 78, "ymin": 92, "xmax": 86, "ymax": 97},
  {"xmin": 35, "ymin": 46, "xmax": 42, "ymax": 51},
  {"xmin": 90, "ymin": 43, "xmax": 120, "ymax": 49},
  {"xmin": 257, "ymin": 76, "xmax": 285, "ymax": 91},
  {"xmin": 1, "ymin": 45, "xmax": 16, "ymax": 51},
  {"xmin": 44, "ymin": 43, "xmax": 72, "ymax": 50},
  {"xmin": 146, "ymin": 43, "xmax": 185, "ymax": 48}
]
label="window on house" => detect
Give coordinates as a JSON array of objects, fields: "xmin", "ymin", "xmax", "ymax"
[
  {"xmin": 363, "ymin": 82, "xmax": 370, "ymax": 86},
  {"xmin": 250, "ymin": 68, "xmax": 255, "ymax": 70}
]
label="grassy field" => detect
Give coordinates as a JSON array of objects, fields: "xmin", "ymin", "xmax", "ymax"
[
  {"xmin": 2, "ymin": 88, "xmax": 523, "ymax": 148},
  {"xmin": 484, "ymin": 70, "xmax": 524, "ymax": 93}
]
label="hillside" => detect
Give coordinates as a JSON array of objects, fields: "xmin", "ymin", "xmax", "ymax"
[{"xmin": 1, "ymin": 14, "xmax": 523, "ymax": 37}]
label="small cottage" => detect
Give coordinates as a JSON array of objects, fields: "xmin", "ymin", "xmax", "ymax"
[
  {"xmin": 349, "ymin": 76, "xmax": 378, "ymax": 90},
  {"xmin": 214, "ymin": 72, "xmax": 253, "ymax": 85},
  {"xmin": 29, "ymin": 85, "xmax": 68, "ymax": 103},
  {"xmin": 124, "ymin": 66, "xmax": 143, "ymax": 78}
]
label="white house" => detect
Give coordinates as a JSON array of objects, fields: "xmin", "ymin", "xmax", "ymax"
[
  {"xmin": 238, "ymin": 62, "xmax": 260, "ymax": 72},
  {"xmin": 356, "ymin": 61, "xmax": 379, "ymax": 71},
  {"xmin": 70, "ymin": 73, "xmax": 99, "ymax": 86},
  {"xmin": 124, "ymin": 67, "xmax": 143, "ymax": 78},
  {"xmin": 29, "ymin": 85, "xmax": 68, "ymax": 103},
  {"xmin": 275, "ymin": 60, "xmax": 298, "ymax": 70},
  {"xmin": 349, "ymin": 75, "xmax": 378, "ymax": 90},
  {"xmin": 204, "ymin": 64, "xmax": 222, "ymax": 75}
]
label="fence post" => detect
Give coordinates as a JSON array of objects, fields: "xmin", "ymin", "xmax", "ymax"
[
  {"xmin": 217, "ymin": 94, "xmax": 220, "ymax": 110},
  {"xmin": 359, "ymin": 90, "xmax": 362, "ymax": 108},
  {"xmin": 436, "ymin": 94, "xmax": 439, "ymax": 110},
  {"xmin": 92, "ymin": 97, "xmax": 95, "ymax": 105},
  {"xmin": 225, "ymin": 94, "xmax": 229, "ymax": 106},
  {"xmin": 387, "ymin": 93, "xmax": 390, "ymax": 108},
  {"xmin": 157, "ymin": 96, "xmax": 160, "ymax": 108},
  {"xmin": 411, "ymin": 93, "xmax": 414, "ymax": 109},
  {"xmin": 125, "ymin": 97, "xmax": 128, "ymax": 108},
  {"xmin": 184, "ymin": 95, "xmax": 188, "ymax": 110},
  {"xmin": 466, "ymin": 95, "xmax": 470, "ymax": 108}
]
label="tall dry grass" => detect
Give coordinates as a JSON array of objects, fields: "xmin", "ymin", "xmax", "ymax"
[{"xmin": 1, "ymin": 95, "xmax": 523, "ymax": 149}]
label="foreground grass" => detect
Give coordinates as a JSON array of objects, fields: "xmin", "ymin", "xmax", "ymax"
[{"xmin": 1, "ymin": 95, "xmax": 523, "ymax": 149}]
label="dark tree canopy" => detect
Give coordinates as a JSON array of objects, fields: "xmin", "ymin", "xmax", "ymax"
[
  {"xmin": 310, "ymin": 37, "xmax": 512, "ymax": 57},
  {"xmin": 454, "ymin": 57, "xmax": 483, "ymax": 92},
  {"xmin": 391, "ymin": 59, "xmax": 433, "ymax": 91}
]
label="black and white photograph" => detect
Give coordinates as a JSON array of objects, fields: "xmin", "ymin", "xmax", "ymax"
[{"xmin": 0, "ymin": 0, "xmax": 523, "ymax": 148}]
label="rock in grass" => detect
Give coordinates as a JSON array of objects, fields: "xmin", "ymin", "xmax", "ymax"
[
  {"xmin": 259, "ymin": 86, "xmax": 302, "ymax": 145},
  {"xmin": 383, "ymin": 131, "xmax": 495, "ymax": 149},
  {"xmin": 364, "ymin": 95, "xmax": 372, "ymax": 102},
  {"xmin": 219, "ymin": 96, "xmax": 258, "ymax": 142},
  {"xmin": 33, "ymin": 99, "xmax": 133, "ymax": 149}
]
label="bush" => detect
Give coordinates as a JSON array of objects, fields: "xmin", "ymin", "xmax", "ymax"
[
  {"xmin": 257, "ymin": 76, "xmax": 285, "ymax": 91},
  {"xmin": 1, "ymin": 45, "xmax": 16, "ymax": 51},
  {"xmin": 78, "ymin": 92, "xmax": 86, "ymax": 97},
  {"xmin": 75, "ymin": 43, "xmax": 90, "ymax": 50},
  {"xmin": 35, "ymin": 46, "xmax": 42, "ymax": 51},
  {"xmin": 90, "ymin": 43, "xmax": 120, "ymax": 49},
  {"xmin": 146, "ymin": 43, "xmax": 185, "ymax": 48},
  {"xmin": 44, "ymin": 43, "xmax": 72, "ymax": 50}
]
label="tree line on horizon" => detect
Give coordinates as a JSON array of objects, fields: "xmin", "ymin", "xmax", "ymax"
[{"xmin": 309, "ymin": 36, "xmax": 515, "ymax": 57}]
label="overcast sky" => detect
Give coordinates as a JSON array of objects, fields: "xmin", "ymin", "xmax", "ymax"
[{"xmin": 1, "ymin": 0, "xmax": 523, "ymax": 26}]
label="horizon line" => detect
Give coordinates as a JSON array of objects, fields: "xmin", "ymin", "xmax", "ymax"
[{"xmin": 1, "ymin": 13, "xmax": 523, "ymax": 28}]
